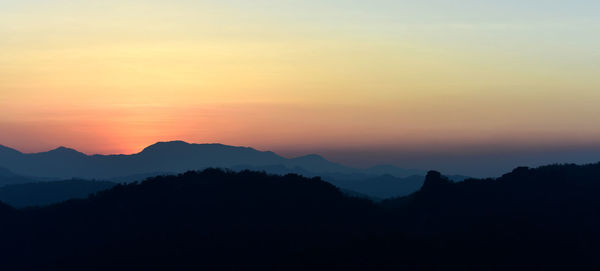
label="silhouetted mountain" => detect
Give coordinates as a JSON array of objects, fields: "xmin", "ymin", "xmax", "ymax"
[
  {"xmin": 364, "ymin": 164, "xmax": 426, "ymax": 178},
  {"xmin": 228, "ymin": 164, "xmax": 427, "ymax": 198},
  {"xmin": 0, "ymin": 170, "xmax": 387, "ymax": 270},
  {"xmin": 43, "ymin": 146, "xmax": 87, "ymax": 157},
  {"xmin": 0, "ymin": 144, "xmax": 22, "ymax": 159},
  {"xmin": 0, "ymin": 141, "xmax": 358, "ymax": 180},
  {"xmin": 379, "ymin": 164, "xmax": 600, "ymax": 269},
  {"xmin": 2, "ymin": 164, "xmax": 600, "ymax": 270},
  {"xmin": 0, "ymin": 167, "xmax": 18, "ymax": 178},
  {"xmin": 286, "ymin": 153, "xmax": 351, "ymax": 173},
  {"xmin": 0, "ymin": 180, "xmax": 116, "ymax": 208},
  {"xmin": 107, "ymin": 171, "xmax": 176, "ymax": 183},
  {"xmin": 327, "ymin": 174, "xmax": 425, "ymax": 199},
  {"xmin": 0, "ymin": 141, "xmax": 432, "ymax": 198},
  {"xmin": 0, "ymin": 167, "xmax": 40, "ymax": 187},
  {"xmin": 136, "ymin": 141, "xmax": 284, "ymax": 168},
  {"xmin": 420, "ymin": 170, "xmax": 453, "ymax": 192}
]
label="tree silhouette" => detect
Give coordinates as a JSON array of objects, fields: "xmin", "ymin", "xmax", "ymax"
[{"xmin": 2, "ymin": 164, "xmax": 600, "ymax": 270}]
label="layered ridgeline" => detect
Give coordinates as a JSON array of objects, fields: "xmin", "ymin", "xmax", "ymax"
[
  {"xmin": 0, "ymin": 141, "xmax": 364, "ymax": 179},
  {"xmin": 2, "ymin": 165, "xmax": 600, "ymax": 270},
  {"xmin": 0, "ymin": 141, "xmax": 440, "ymax": 199},
  {"xmin": 0, "ymin": 166, "xmax": 42, "ymax": 186},
  {"xmin": 0, "ymin": 180, "xmax": 116, "ymax": 208},
  {"xmin": 0, "ymin": 167, "xmax": 118, "ymax": 207}
]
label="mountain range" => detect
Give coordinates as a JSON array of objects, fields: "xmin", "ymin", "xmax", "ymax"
[
  {"xmin": 0, "ymin": 179, "xmax": 116, "ymax": 208},
  {"xmin": 0, "ymin": 141, "xmax": 448, "ymax": 199}
]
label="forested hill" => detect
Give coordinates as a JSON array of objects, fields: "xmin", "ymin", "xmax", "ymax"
[
  {"xmin": 0, "ymin": 170, "xmax": 384, "ymax": 270},
  {"xmin": 2, "ymin": 164, "xmax": 600, "ymax": 270}
]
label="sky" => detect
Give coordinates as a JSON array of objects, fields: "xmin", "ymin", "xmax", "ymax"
[{"xmin": 1, "ymin": 1, "xmax": 600, "ymax": 176}]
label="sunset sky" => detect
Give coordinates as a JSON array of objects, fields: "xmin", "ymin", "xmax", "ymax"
[{"xmin": 1, "ymin": 1, "xmax": 599, "ymax": 175}]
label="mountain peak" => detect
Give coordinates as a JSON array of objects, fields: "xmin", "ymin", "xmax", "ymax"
[
  {"xmin": 421, "ymin": 170, "xmax": 452, "ymax": 192},
  {"xmin": 52, "ymin": 146, "xmax": 78, "ymax": 152},
  {"xmin": 138, "ymin": 141, "xmax": 266, "ymax": 158},
  {"xmin": 46, "ymin": 146, "xmax": 86, "ymax": 156},
  {"xmin": 155, "ymin": 140, "xmax": 190, "ymax": 145},
  {"xmin": 140, "ymin": 141, "xmax": 216, "ymax": 154},
  {"xmin": 144, "ymin": 140, "xmax": 191, "ymax": 150},
  {"xmin": 0, "ymin": 145, "xmax": 22, "ymax": 155}
]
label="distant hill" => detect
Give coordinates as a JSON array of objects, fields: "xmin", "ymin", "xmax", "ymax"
[
  {"xmin": 0, "ymin": 167, "xmax": 117, "ymax": 208},
  {"xmin": 228, "ymin": 164, "xmax": 430, "ymax": 198},
  {"xmin": 0, "ymin": 141, "xmax": 433, "ymax": 198},
  {"xmin": 327, "ymin": 174, "xmax": 425, "ymax": 199},
  {"xmin": 2, "ymin": 165, "xmax": 600, "ymax": 270},
  {"xmin": 0, "ymin": 141, "xmax": 359, "ymax": 179},
  {"xmin": 0, "ymin": 167, "xmax": 40, "ymax": 186},
  {"xmin": 0, "ymin": 180, "xmax": 116, "ymax": 208},
  {"xmin": 364, "ymin": 164, "xmax": 426, "ymax": 178}
]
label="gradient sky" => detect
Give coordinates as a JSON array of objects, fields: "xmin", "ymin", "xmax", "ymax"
[{"xmin": 1, "ymin": 1, "xmax": 600, "ymax": 176}]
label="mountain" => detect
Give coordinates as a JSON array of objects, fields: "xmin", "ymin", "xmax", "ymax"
[
  {"xmin": 285, "ymin": 154, "xmax": 352, "ymax": 173},
  {"xmin": 0, "ymin": 144, "xmax": 22, "ymax": 160},
  {"xmin": 0, "ymin": 169, "xmax": 384, "ymax": 270},
  {"xmin": 2, "ymin": 165, "xmax": 600, "ymax": 270},
  {"xmin": 364, "ymin": 164, "xmax": 426, "ymax": 178},
  {"xmin": 327, "ymin": 174, "xmax": 425, "ymax": 199},
  {"xmin": 0, "ymin": 167, "xmax": 115, "ymax": 207},
  {"xmin": 0, "ymin": 141, "xmax": 357, "ymax": 180},
  {"xmin": 380, "ymin": 164, "xmax": 600, "ymax": 270},
  {"xmin": 0, "ymin": 167, "xmax": 17, "ymax": 177},
  {"xmin": 0, "ymin": 141, "xmax": 431, "ymax": 198},
  {"xmin": 0, "ymin": 167, "xmax": 40, "ymax": 187},
  {"xmin": 0, "ymin": 180, "xmax": 116, "ymax": 208},
  {"xmin": 227, "ymin": 164, "xmax": 430, "ymax": 199}
]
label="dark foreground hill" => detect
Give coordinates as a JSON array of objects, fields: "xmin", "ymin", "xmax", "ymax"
[{"xmin": 2, "ymin": 165, "xmax": 600, "ymax": 270}]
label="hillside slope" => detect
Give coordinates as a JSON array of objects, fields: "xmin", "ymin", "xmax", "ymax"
[{"xmin": 2, "ymin": 164, "xmax": 600, "ymax": 270}]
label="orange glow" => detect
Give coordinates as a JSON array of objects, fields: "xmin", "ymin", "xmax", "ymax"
[{"xmin": 1, "ymin": 1, "xmax": 600, "ymax": 155}]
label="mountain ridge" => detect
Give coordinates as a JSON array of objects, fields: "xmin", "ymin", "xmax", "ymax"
[
  {"xmin": 3, "ymin": 164, "xmax": 600, "ymax": 270},
  {"xmin": 0, "ymin": 141, "xmax": 452, "ymax": 198},
  {"xmin": 0, "ymin": 141, "xmax": 418, "ymax": 179}
]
